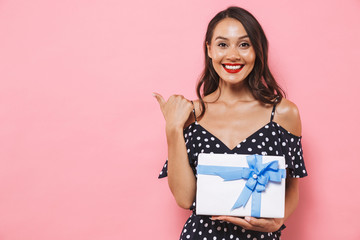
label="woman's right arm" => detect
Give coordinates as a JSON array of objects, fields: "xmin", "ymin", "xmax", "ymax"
[
  {"xmin": 166, "ymin": 125, "xmax": 196, "ymax": 209},
  {"xmin": 153, "ymin": 93, "xmax": 197, "ymax": 209}
]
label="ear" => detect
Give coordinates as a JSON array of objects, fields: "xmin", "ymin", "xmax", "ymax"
[{"xmin": 206, "ymin": 41, "xmax": 212, "ymax": 59}]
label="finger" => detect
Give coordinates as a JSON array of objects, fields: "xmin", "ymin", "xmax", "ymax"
[
  {"xmin": 167, "ymin": 94, "xmax": 192, "ymax": 111},
  {"xmin": 225, "ymin": 218, "xmax": 264, "ymax": 232},
  {"xmin": 212, "ymin": 216, "xmax": 270, "ymax": 232},
  {"xmin": 212, "ymin": 216, "xmax": 251, "ymax": 228},
  {"xmin": 244, "ymin": 217, "xmax": 270, "ymax": 227},
  {"xmin": 152, "ymin": 92, "xmax": 166, "ymax": 108}
]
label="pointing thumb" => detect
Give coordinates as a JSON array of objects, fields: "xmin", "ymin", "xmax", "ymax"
[{"xmin": 152, "ymin": 92, "xmax": 166, "ymax": 107}]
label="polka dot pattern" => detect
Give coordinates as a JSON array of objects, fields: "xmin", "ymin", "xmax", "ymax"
[
  {"xmin": 158, "ymin": 105, "xmax": 307, "ymax": 239},
  {"xmin": 176, "ymin": 212, "xmax": 285, "ymax": 240},
  {"xmin": 159, "ymin": 122, "xmax": 307, "ymax": 179}
]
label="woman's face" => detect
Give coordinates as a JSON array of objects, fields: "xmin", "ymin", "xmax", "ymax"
[{"xmin": 207, "ymin": 18, "xmax": 256, "ymax": 85}]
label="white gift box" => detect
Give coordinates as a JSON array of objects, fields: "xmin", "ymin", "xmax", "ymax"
[{"xmin": 196, "ymin": 153, "xmax": 286, "ymax": 218}]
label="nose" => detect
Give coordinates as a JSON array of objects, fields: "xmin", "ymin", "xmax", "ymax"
[{"xmin": 226, "ymin": 46, "xmax": 241, "ymax": 61}]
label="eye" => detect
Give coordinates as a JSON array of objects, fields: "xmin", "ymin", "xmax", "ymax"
[
  {"xmin": 217, "ymin": 43, "xmax": 227, "ymax": 48},
  {"xmin": 239, "ymin": 42, "xmax": 250, "ymax": 48}
]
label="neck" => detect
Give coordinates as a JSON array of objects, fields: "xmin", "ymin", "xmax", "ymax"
[{"xmin": 213, "ymin": 79, "xmax": 255, "ymax": 104}]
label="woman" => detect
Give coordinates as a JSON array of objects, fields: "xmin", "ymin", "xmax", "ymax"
[{"xmin": 154, "ymin": 6, "xmax": 307, "ymax": 240}]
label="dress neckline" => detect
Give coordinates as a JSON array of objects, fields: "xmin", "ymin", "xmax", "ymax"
[{"xmin": 185, "ymin": 121, "xmax": 301, "ymax": 152}]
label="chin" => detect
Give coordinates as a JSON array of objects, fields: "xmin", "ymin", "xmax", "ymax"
[{"xmin": 220, "ymin": 76, "xmax": 247, "ymax": 85}]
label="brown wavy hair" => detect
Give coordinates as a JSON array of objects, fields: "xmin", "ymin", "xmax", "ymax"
[{"xmin": 196, "ymin": 6, "xmax": 285, "ymax": 119}]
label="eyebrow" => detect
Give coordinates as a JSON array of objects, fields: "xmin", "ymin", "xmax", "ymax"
[{"xmin": 214, "ymin": 35, "xmax": 249, "ymax": 41}]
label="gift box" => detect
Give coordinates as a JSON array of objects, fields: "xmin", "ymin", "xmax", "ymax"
[{"xmin": 196, "ymin": 153, "xmax": 286, "ymax": 218}]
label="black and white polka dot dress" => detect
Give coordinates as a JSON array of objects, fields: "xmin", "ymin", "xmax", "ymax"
[{"xmin": 158, "ymin": 102, "xmax": 307, "ymax": 240}]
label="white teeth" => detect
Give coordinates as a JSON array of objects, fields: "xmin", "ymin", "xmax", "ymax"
[{"xmin": 224, "ymin": 65, "xmax": 242, "ymax": 70}]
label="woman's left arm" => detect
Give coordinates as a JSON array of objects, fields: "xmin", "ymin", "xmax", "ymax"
[{"xmin": 212, "ymin": 99, "xmax": 302, "ymax": 232}]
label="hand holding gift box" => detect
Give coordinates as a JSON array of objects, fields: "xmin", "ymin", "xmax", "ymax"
[{"xmin": 196, "ymin": 153, "xmax": 286, "ymax": 218}]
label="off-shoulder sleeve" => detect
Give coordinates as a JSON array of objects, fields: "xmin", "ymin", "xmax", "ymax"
[
  {"xmin": 158, "ymin": 152, "xmax": 197, "ymax": 179},
  {"xmin": 157, "ymin": 123, "xmax": 198, "ymax": 179},
  {"xmin": 279, "ymin": 130, "xmax": 308, "ymax": 178},
  {"xmin": 158, "ymin": 146, "xmax": 196, "ymax": 179},
  {"xmin": 158, "ymin": 160, "xmax": 168, "ymax": 179}
]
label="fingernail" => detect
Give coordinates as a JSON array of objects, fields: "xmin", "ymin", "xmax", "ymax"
[
  {"xmin": 245, "ymin": 216, "xmax": 251, "ymax": 221},
  {"xmin": 152, "ymin": 92, "xmax": 156, "ymax": 97}
]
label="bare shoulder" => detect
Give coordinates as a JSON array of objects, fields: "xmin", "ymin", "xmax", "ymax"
[{"xmin": 273, "ymin": 98, "xmax": 302, "ymax": 136}]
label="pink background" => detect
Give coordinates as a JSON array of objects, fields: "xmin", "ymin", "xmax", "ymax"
[{"xmin": 0, "ymin": 0, "xmax": 359, "ymax": 239}]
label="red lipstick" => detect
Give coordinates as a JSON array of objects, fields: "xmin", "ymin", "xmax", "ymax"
[{"xmin": 222, "ymin": 63, "xmax": 244, "ymax": 73}]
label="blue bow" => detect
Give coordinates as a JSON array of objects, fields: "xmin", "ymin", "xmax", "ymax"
[{"xmin": 197, "ymin": 154, "xmax": 286, "ymax": 217}]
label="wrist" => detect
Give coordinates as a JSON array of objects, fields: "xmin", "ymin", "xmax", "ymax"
[
  {"xmin": 165, "ymin": 125, "xmax": 184, "ymax": 138},
  {"xmin": 273, "ymin": 218, "xmax": 285, "ymax": 231},
  {"xmin": 166, "ymin": 124, "xmax": 183, "ymax": 133}
]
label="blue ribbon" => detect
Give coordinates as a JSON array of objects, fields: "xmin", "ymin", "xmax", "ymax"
[{"xmin": 197, "ymin": 154, "xmax": 286, "ymax": 217}]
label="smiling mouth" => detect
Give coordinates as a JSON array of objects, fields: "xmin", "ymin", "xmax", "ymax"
[{"xmin": 222, "ymin": 64, "xmax": 244, "ymax": 73}]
